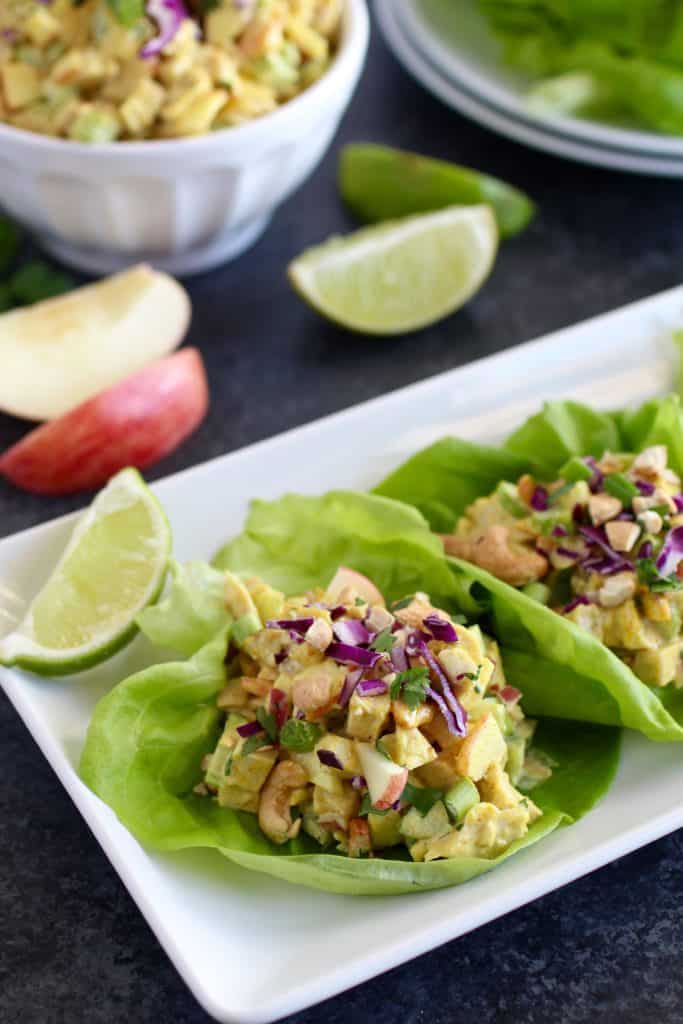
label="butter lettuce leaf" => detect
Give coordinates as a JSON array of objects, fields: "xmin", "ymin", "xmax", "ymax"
[
  {"xmin": 80, "ymin": 491, "xmax": 620, "ymax": 895},
  {"xmin": 136, "ymin": 560, "xmax": 230, "ymax": 658}
]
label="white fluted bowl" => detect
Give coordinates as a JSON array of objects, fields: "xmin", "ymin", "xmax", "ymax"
[{"xmin": 0, "ymin": 0, "xmax": 369, "ymax": 276}]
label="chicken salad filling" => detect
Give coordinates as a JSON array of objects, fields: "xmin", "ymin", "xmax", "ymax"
[
  {"xmin": 443, "ymin": 444, "xmax": 683, "ymax": 689},
  {"xmin": 198, "ymin": 566, "xmax": 550, "ymax": 862},
  {"xmin": 0, "ymin": 0, "xmax": 341, "ymax": 141}
]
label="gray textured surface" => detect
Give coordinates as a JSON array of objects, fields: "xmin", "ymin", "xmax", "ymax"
[{"xmin": 2, "ymin": 9, "xmax": 683, "ymax": 1024}]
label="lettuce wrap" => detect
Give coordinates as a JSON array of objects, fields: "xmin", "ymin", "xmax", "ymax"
[
  {"xmin": 80, "ymin": 492, "xmax": 620, "ymax": 895},
  {"xmin": 375, "ymin": 395, "xmax": 683, "ymax": 739}
]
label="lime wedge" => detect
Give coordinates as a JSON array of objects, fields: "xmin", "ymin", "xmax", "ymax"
[
  {"xmin": 0, "ymin": 468, "xmax": 171, "ymax": 675},
  {"xmin": 288, "ymin": 205, "xmax": 498, "ymax": 335},
  {"xmin": 340, "ymin": 144, "xmax": 535, "ymax": 239}
]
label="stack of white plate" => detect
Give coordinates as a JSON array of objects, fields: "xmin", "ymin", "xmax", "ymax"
[{"xmin": 375, "ymin": 0, "xmax": 683, "ymax": 177}]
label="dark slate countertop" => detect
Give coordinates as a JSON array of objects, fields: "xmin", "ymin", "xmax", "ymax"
[{"xmin": 2, "ymin": 9, "xmax": 683, "ymax": 1024}]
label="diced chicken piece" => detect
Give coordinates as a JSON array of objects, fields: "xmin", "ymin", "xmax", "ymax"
[
  {"xmin": 588, "ymin": 493, "xmax": 622, "ymax": 525},
  {"xmin": 345, "ymin": 691, "xmax": 391, "ymax": 742},
  {"xmin": 419, "ymin": 802, "xmax": 531, "ymax": 861},
  {"xmin": 437, "ymin": 646, "xmax": 479, "ymax": 683},
  {"xmin": 454, "ymin": 713, "xmax": 507, "ymax": 781},
  {"xmin": 313, "ymin": 782, "xmax": 359, "ymax": 831},
  {"xmin": 598, "ymin": 572, "xmax": 637, "ymax": 609},
  {"xmin": 381, "ymin": 727, "xmax": 437, "ymax": 770},
  {"xmin": 632, "ymin": 641, "xmax": 683, "ymax": 688},
  {"xmin": 305, "ymin": 617, "xmax": 333, "ymax": 651},
  {"xmin": 563, "ymin": 601, "xmax": 605, "ymax": 641},
  {"xmin": 637, "ymin": 510, "xmax": 663, "ymax": 535},
  {"xmin": 365, "ymin": 605, "xmax": 394, "ymax": 633},
  {"xmin": 634, "ymin": 489, "xmax": 677, "ymax": 515},
  {"xmin": 1, "ymin": 63, "xmax": 41, "ymax": 109},
  {"xmin": 217, "ymin": 680, "xmax": 250, "ymax": 710},
  {"xmin": 314, "ymin": 734, "xmax": 361, "ymax": 776},
  {"xmin": 218, "ymin": 785, "xmax": 259, "ymax": 812},
  {"xmin": 641, "ymin": 592, "xmax": 672, "ymax": 623},
  {"xmin": 23, "ymin": 6, "xmax": 61, "ymax": 45},
  {"xmin": 478, "ymin": 763, "xmax": 539, "ymax": 818},
  {"xmin": 229, "ymin": 745, "xmax": 278, "ymax": 792},
  {"xmin": 391, "ymin": 699, "xmax": 434, "ymax": 729},
  {"xmin": 605, "ymin": 521, "xmax": 640, "ymax": 553},
  {"xmin": 290, "ymin": 751, "xmax": 344, "ymax": 795},
  {"xmin": 632, "ymin": 446, "xmax": 668, "ymax": 479},
  {"xmin": 394, "ymin": 592, "xmax": 451, "ymax": 630},
  {"xmin": 603, "ymin": 600, "xmax": 660, "ymax": 650},
  {"xmin": 292, "ymin": 662, "xmax": 346, "ymax": 715}
]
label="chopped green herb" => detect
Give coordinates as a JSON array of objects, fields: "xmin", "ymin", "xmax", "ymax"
[
  {"xmin": 359, "ymin": 793, "xmax": 391, "ymax": 817},
  {"xmin": 547, "ymin": 482, "xmax": 575, "ymax": 506},
  {"xmin": 256, "ymin": 706, "xmax": 278, "ymax": 743},
  {"xmin": 240, "ymin": 734, "xmax": 270, "ymax": 757},
  {"xmin": 391, "ymin": 595, "xmax": 415, "ymax": 611},
  {"xmin": 375, "ymin": 737, "xmax": 392, "ymax": 759},
  {"xmin": 463, "ymin": 665, "xmax": 481, "ymax": 682},
  {"xmin": 105, "ymin": 0, "xmax": 145, "ymax": 27},
  {"xmin": 354, "ymin": 597, "xmax": 366, "ymax": 607},
  {"xmin": 389, "ymin": 666, "xmax": 430, "ymax": 710},
  {"xmin": 9, "ymin": 262, "xmax": 74, "ymax": 306},
  {"xmin": 279, "ymin": 718, "xmax": 322, "ymax": 753},
  {"xmin": 637, "ymin": 558, "xmax": 683, "ymax": 592},
  {"xmin": 402, "ymin": 782, "xmax": 443, "ymax": 816},
  {"xmin": 370, "ymin": 628, "xmax": 395, "ymax": 653},
  {"xmin": 200, "ymin": 0, "xmax": 221, "ymax": 10},
  {"xmin": 0, "ymin": 216, "xmax": 20, "ymax": 276},
  {"xmin": 604, "ymin": 473, "xmax": 639, "ymax": 505},
  {"xmin": 559, "ymin": 456, "xmax": 593, "ymax": 483}
]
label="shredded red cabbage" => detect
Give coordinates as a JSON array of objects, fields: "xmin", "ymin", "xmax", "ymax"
[
  {"xmin": 562, "ymin": 595, "xmax": 591, "ymax": 614},
  {"xmin": 317, "ymin": 749, "xmax": 343, "ymax": 770},
  {"xmin": 330, "ymin": 605, "xmax": 346, "ymax": 620},
  {"xmin": 530, "ymin": 486, "xmax": 548, "ymax": 511},
  {"xmin": 636, "ymin": 480, "xmax": 655, "ymax": 496},
  {"xmin": 338, "ymin": 669, "xmax": 362, "ymax": 708},
  {"xmin": 405, "ymin": 630, "xmax": 430, "ymax": 654},
  {"xmin": 333, "ymin": 618, "xmax": 371, "ymax": 646},
  {"xmin": 356, "ymin": 678, "xmax": 388, "ymax": 697},
  {"xmin": 656, "ymin": 525, "xmax": 683, "ymax": 577},
  {"xmin": 419, "ymin": 641, "xmax": 467, "ymax": 735},
  {"xmin": 426, "ymin": 685, "xmax": 458, "ymax": 735},
  {"xmin": 556, "ymin": 546, "xmax": 580, "ymax": 560},
  {"xmin": 236, "ymin": 720, "xmax": 264, "ymax": 738},
  {"xmin": 140, "ymin": 0, "xmax": 188, "ymax": 58},
  {"xmin": 638, "ymin": 540, "xmax": 654, "ymax": 560},
  {"xmin": 675, "ymin": 495, "xmax": 683, "ymax": 513},
  {"xmin": 350, "ymin": 775, "xmax": 367, "ymax": 790},
  {"xmin": 551, "ymin": 525, "xmax": 568, "ymax": 537},
  {"xmin": 585, "ymin": 457, "xmax": 604, "ymax": 493},
  {"xmin": 390, "ymin": 644, "xmax": 408, "ymax": 673},
  {"xmin": 266, "ymin": 617, "xmax": 314, "ymax": 635},
  {"xmin": 573, "ymin": 503, "xmax": 588, "ymax": 524},
  {"xmin": 423, "ymin": 613, "xmax": 458, "ymax": 643},
  {"xmin": 327, "ymin": 642, "xmax": 382, "ymax": 667},
  {"xmin": 579, "ymin": 525, "xmax": 622, "ymax": 562}
]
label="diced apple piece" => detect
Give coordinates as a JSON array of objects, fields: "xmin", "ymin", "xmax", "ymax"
[
  {"xmin": 356, "ymin": 742, "xmax": 408, "ymax": 810},
  {"xmin": 454, "ymin": 713, "xmax": 507, "ymax": 782},
  {"xmin": 0, "ymin": 348, "xmax": 208, "ymax": 495},
  {"xmin": 325, "ymin": 566, "xmax": 385, "ymax": 607},
  {"xmin": 0, "ymin": 265, "xmax": 190, "ymax": 421}
]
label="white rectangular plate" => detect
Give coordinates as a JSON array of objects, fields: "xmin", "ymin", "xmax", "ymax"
[{"xmin": 2, "ymin": 285, "xmax": 683, "ymax": 1024}]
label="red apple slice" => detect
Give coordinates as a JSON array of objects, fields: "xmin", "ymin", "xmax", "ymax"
[
  {"xmin": 325, "ymin": 567, "xmax": 385, "ymax": 607},
  {"xmin": 356, "ymin": 743, "xmax": 408, "ymax": 810},
  {"xmin": 0, "ymin": 265, "xmax": 191, "ymax": 421},
  {"xmin": 0, "ymin": 348, "xmax": 208, "ymax": 495}
]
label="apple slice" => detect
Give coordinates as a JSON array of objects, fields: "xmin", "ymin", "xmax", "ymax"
[
  {"xmin": 325, "ymin": 567, "xmax": 385, "ymax": 607},
  {"xmin": 0, "ymin": 348, "xmax": 208, "ymax": 495},
  {"xmin": 0, "ymin": 264, "xmax": 190, "ymax": 421},
  {"xmin": 356, "ymin": 742, "xmax": 408, "ymax": 810}
]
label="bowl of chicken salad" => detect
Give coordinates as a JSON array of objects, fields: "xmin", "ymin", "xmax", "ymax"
[{"xmin": 0, "ymin": 0, "xmax": 369, "ymax": 275}]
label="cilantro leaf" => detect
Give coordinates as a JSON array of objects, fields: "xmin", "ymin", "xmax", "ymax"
[
  {"xmin": 255, "ymin": 706, "xmax": 278, "ymax": 743},
  {"xmin": 370, "ymin": 628, "xmax": 395, "ymax": 653},
  {"xmin": 359, "ymin": 793, "xmax": 392, "ymax": 817},
  {"xmin": 402, "ymin": 782, "xmax": 443, "ymax": 816},
  {"xmin": 279, "ymin": 718, "xmax": 322, "ymax": 753},
  {"xmin": 637, "ymin": 557, "xmax": 683, "ymax": 592},
  {"xmin": 390, "ymin": 666, "xmax": 430, "ymax": 710},
  {"xmin": 240, "ymin": 735, "xmax": 270, "ymax": 757},
  {"xmin": 105, "ymin": 0, "xmax": 145, "ymax": 26},
  {"xmin": 603, "ymin": 473, "xmax": 638, "ymax": 505}
]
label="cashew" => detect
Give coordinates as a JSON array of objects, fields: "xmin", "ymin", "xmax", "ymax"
[
  {"xmin": 443, "ymin": 526, "xmax": 548, "ymax": 587},
  {"xmin": 258, "ymin": 761, "xmax": 308, "ymax": 845},
  {"xmin": 394, "ymin": 594, "xmax": 453, "ymax": 630}
]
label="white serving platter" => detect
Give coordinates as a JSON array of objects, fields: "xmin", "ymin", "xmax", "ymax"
[
  {"xmin": 377, "ymin": 0, "xmax": 683, "ymax": 178},
  {"xmin": 2, "ymin": 284, "xmax": 683, "ymax": 1023}
]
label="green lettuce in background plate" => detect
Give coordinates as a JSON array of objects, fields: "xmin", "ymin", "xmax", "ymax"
[
  {"xmin": 80, "ymin": 491, "xmax": 620, "ymax": 895},
  {"xmin": 375, "ymin": 394, "xmax": 683, "ymax": 740}
]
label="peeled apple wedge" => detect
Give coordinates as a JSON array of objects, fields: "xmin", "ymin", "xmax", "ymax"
[
  {"xmin": 0, "ymin": 264, "xmax": 191, "ymax": 421},
  {"xmin": 0, "ymin": 348, "xmax": 208, "ymax": 495}
]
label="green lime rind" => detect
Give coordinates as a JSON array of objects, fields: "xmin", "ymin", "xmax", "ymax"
[
  {"xmin": 339, "ymin": 143, "xmax": 536, "ymax": 239},
  {"xmin": 0, "ymin": 468, "xmax": 171, "ymax": 676}
]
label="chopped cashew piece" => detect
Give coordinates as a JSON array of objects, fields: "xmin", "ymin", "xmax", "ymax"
[
  {"xmin": 605, "ymin": 521, "xmax": 640, "ymax": 552},
  {"xmin": 637, "ymin": 510, "xmax": 663, "ymax": 535},
  {"xmin": 258, "ymin": 761, "xmax": 308, "ymax": 844},
  {"xmin": 598, "ymin": 572, "xmax": 637, "ymax": 609},
  {"xmin": 588, "ymin": 493, "xmax": 622, "ymax": 526},
  {"xmin": 632, "ymin": 446, "xmax": 668, "ymax": 478},
  {"xmin": 444, "ymin": 526, "xmax": 548, "ymax": 587}
]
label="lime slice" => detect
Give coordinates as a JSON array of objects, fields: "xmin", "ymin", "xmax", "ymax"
[
  {"xmin": 0, "ymin": 468, "xmax": 171, "ymax": 675},
  {"xmin": 289, "ymin": 205, "xmax": 498, "ymax": 335},
  {"xmin": 340, "ymin": 144, "xmax": 535, "ymax": 239}
]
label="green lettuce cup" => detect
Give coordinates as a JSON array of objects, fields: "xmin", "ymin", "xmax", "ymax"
[
  {"xmin": 80, "ymin": 492, "xmax": 620, "ymax": 895},
  {"xmin": 375, "ymin": 395, "xmax": 683, "ymax": 739}
]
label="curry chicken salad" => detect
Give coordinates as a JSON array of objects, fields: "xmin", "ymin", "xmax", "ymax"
[
  {"xmin": 0, "ymin": 0, "xmax": 341, "ymax": 141},
  {"xmin": 444, "ymin": 445, "xmax": 683, "ymax": 690},
  {"xmin": 197, "ymin": 567, "xmax": 550, "ymax": 862}
]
